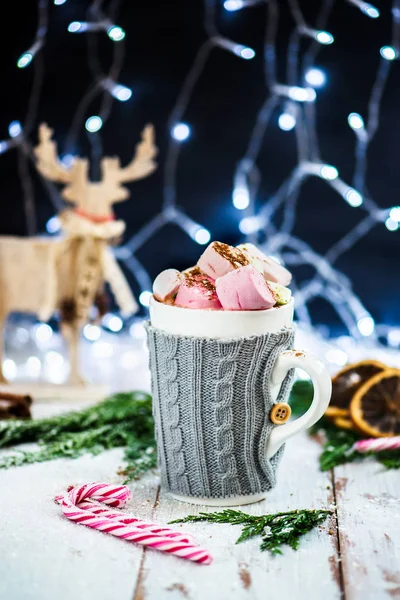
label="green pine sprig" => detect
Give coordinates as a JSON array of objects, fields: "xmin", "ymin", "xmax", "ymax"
[
  {"xmin": 0, "ymin": 391, "xmax": 153, "ymax": 447},
  {"xmin": 0, "ymin": 392, "xmax": 157, "ymax": 481},
  {"xmin": 170, "ymin": 508, "xmax": 331, "ymax": 555},
  {"xmin": 118, "ymin": 444, "xmax": 158, "ymax": 482}
]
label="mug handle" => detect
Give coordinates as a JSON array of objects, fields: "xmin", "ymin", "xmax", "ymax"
[{"xmin": 266, "ymin": 349, "xmax": 332, "ymax": 459}]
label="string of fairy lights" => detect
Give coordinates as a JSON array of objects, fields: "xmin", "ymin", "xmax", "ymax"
[
  {"xmin": 1, "ymin": 0, "xmax": 400, "ymax": 380},
  {"xmin": 116, "ymin": 0, "xmax": 262, "ymax": 306},
  {"xmin": 0, "ymin": 0, "xmax": 261, "ymax": 379},
  {"xmin": 227, "ymin": 0, "xmax": 400, "ymax": 346},
  {"xmin": 46, "ymin": 0, "xmax": 251, "ymax": 304},
  {"xmin": 0, "ymin": 0, "xmax": 50, "ymax": 234}
]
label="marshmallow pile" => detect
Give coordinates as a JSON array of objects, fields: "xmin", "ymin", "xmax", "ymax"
[{"xmin": 152, "ymin": 241, "xmax": 292, "ymax": 311}]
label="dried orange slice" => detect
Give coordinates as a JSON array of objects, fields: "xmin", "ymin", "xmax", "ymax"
[
  {"xmin": 332, "ymin": 416, "xmax": 354, "ymax": 430},
  {"xmin": 325, "ymin": 360, "xmax": 387, "ymax": 418},
  {"xmin": 350, "ymin": 369, "xmax": 400, "ymax": 437}
]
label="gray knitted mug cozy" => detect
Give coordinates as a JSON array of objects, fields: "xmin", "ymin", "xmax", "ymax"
[{"xmin": 146, "ymin": 323, "xmax": 295, "ymax": 500}]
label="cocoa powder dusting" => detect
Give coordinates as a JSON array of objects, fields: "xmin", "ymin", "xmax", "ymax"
[
  {"xmin": 183, "ymin": 270, "xmax": 217, "ymax": 297},
  {"xmin": 183, "ymin": 266, "xmax": 201, "ymax": 278},
  {"xmin": 213, "ymin": 241, "xmax": 250, "ymax": 268}
]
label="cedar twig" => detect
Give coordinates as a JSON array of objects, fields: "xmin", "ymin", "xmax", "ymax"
[
  {"xmin": 0, "ymin": 392, "xmax": 157, "ymax": 481},
  {"xmin": 170, "ymin": 508, "xmax": 331, "ymax": 555}
]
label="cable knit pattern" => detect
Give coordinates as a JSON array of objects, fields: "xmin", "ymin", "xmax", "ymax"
[
  {"xmin": 162, "ymin": 335, "xmax": 190, "ymax": 495},
  {"xmin": 146, "ymin": 325, "xmax": 167, "ymax": 484},
  {"xmin": 214, "ymin": 343, "xmax": 242, "ymax": 497},
  {"xmin": 146, "ymin": 323, "xmax": 295, "ymax": 500}
]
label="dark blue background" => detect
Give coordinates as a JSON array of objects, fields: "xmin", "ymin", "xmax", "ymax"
[{"xmin": 0, "ymin": 1, "xmax": 399, "ymax": 329}]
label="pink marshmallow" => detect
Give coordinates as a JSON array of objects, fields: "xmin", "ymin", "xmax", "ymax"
[
  {"xmin": 197, "ymin": 241, "xmax": 250, "ymax": 280},
  {"xmin": 216, "ymin": 265, "xmax": 276, "ymax": 311},
  {"xmin": 175, "ymin": 271, "xmax": 222, "ymax": 310},
  {"xmin": 153, "ymin": 269, "xmax": 183, "ymax": 304},
  {"xmin": 239, "ymin": 244, "xmax": 292, "ymax": 286}
]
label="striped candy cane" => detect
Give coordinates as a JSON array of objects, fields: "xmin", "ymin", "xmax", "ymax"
[
  {"xmin": 54, "ymin": 483, "xmax": 212, "ymax": 565},
  {"xmin": 353, "ymin": 436, "xmax": 400, "ymax": 454}
]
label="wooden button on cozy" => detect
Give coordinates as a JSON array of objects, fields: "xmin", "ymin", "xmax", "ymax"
[{"xmin": 270, "ymin": 403, "xmax": 291, "ymax": 424}]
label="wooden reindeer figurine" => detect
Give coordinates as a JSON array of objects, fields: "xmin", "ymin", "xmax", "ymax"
[{"xmin": 0, "ymin": 123, "xmax": 157, "ymax": 385}]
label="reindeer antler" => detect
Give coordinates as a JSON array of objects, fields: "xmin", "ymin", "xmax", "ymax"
[
  {"xmin": 116, "ymin": 124, "xmax": 157, "ymax": 183},
  {"xmin": 34, "ymin": 123, "xmax": 74, "ymax": 183}
]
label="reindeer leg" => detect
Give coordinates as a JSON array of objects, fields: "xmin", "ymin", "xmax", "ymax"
[{"xmin": 62, "ymin": 322, "xmax": 86, "ymax": 386}]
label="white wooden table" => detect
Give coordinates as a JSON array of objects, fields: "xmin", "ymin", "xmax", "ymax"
[{"xmin": 1, "ymin": 395, "xmax": 399, "ymax": 600}]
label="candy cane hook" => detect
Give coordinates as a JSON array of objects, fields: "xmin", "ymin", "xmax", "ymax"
[{"xmin": 55, "ymin": 483, "xmax": 212, "ymax": 565}]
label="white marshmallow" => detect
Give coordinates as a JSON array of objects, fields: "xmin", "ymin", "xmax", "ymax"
[{"xmin": 153, "ymin": 269, "xmax": 183, "ymax": 303}]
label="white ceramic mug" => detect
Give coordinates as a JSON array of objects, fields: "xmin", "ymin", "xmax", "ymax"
[{"xmin": 148, "ymin": 296, "xmax": 332, "ymax": 505}]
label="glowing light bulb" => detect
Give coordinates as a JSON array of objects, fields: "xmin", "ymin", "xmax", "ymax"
[
  {"xmin": 388, "ymin": 329, "xmax": 400, "ymax": 347},
  {"xmin": 345, "ymin": 189, "xmax": 363, "ymax": 207},
  {"xmin": 46, "ymin": 215, "xmax": 61, "ymax": 233},
  {"xmin": 380, "ymin": 46, "xmax": 397, "ymax": 60},
  {"xmin": 107, "ymin": 25, "xmax": 125, "ymax": 41},
  {"xmin": 194, "ymin": 228, "xmax": 211, "ymax": 245},
  {"xmin": 214, "ymin": 38, "xmax": 255, "ymax": 60},
  {"xmin": 304, "ymin": 67, "xmax": 326, "ymax": 88},
  {"xmin": 103, "ymin": 313, "xmax": 123, "ymax": 332},
  {"xmin": 17, "ymin": 52, "xmax": 33, "ymax": 68},
  {"xmin": 326, "ymin": 348, "xmax": 348, "ymax": 366},
  {"xmin": 8, "ymin": 121, "xmax": 22, "ymax": 138},
  {"xmin": 68, "ymin": 21, "xmax": 83, "ymax": 33},
  {"xmin": 316, "ymin": 30, "xmax": 334, "ymax": 45},
  {"xmin": 27, "ymin": 356, "xmax": 41, "ymax": 376},
  {"xmin": 102, "ymin": 79, "xmax": 132, "ymax": 102},
  {"xmin": 224, "ymin": 0, "xmax": 244, "ymax": 9},
  {"xmin": 320, "ymin": 165, "xmax": 338, "ymax": 180},
  {"xmin": 35, "ymin": 323, "xmax": 53, "ymax": 343},
  {"xmin": 0, "ymin": 141, "xmax": 9, "ymax": 154},
  {"xmin": 362, "ymin": 3, "xmax": 379, "ymax": 18},
  {"xmin": 85, "ymin": 116, "xmax": 103, "ymax": 133},
  {"xmin": 239, "ymin": 47, "xmax": 255, "ymax": 60},
  {"xmin": 3, "ymin": 359, "xmax": 17, "ymax": 380},
  {"xmin": 389, "ymin": 206, "xmax": 400, "ymax": 222},
  {"xmin": 233, "ymin": 186, "xmax": 250, "ymax": 210},
  {"xmin": 288, "ymin": 86, "xmax": 316, "ymax": 102},
  {"xmin": 15, "ymin": 327, "xmax": 29, "ymax": 344},
  {"xmin": 348, "ymin": 112, "xmax": 364, "ymax": 130},
  {"xmin": 239, "ymin": 216, "xmax": 262, "ymax": 234},
  {"xmin": 171, "ymin": 122, "xmax": 190, "ymax": 141},
  {"xmin": 60, "ymin": 154, "xmax": 75, "ymax": 168},
  {"xmin": 54, "ymin": 0, "xmax": 67, "ymax": 4},
  {"xmin": 45, "ymin": 351, "xmax": 64, "ymax": 369},
  {"xmin": 129, "ymin": 321, "xmax": 147, "ymax": 340},
  {"xmin": 83, "ymin": 324, "xmax": 101, "ymax": 341},
  {"xmin": 278, "ymin": 112, "xmax": 296, "ymax": 131},
  {"xmin": 357, "ymin": 316, "xmax": 375, "ymax": 336},
  {"xmin": 139, "ymin": 291, "xmax": 152, "ymax": 307},
  {"xmin": 385, "ymin": 217, "xmax": 399, "ymax": 231},
  {"xmin": 112, "ymin": 84, "xmax": 132, "ymax": 101}
]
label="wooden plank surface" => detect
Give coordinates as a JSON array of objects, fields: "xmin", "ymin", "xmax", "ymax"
[
  {"xmin": 134, "ymin": 434, "xmax": 341, "ymax": 600},
  {"xmin": 334, "ymin": 459, "xmax": 400, "ymax": 600},
  {"xmin": 0, "ymin": 451, "xmax": 159, "ymax": 600},
  {"xmin": 1, "ymin": 397, "xmax": 400, "ymax": 600}
]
